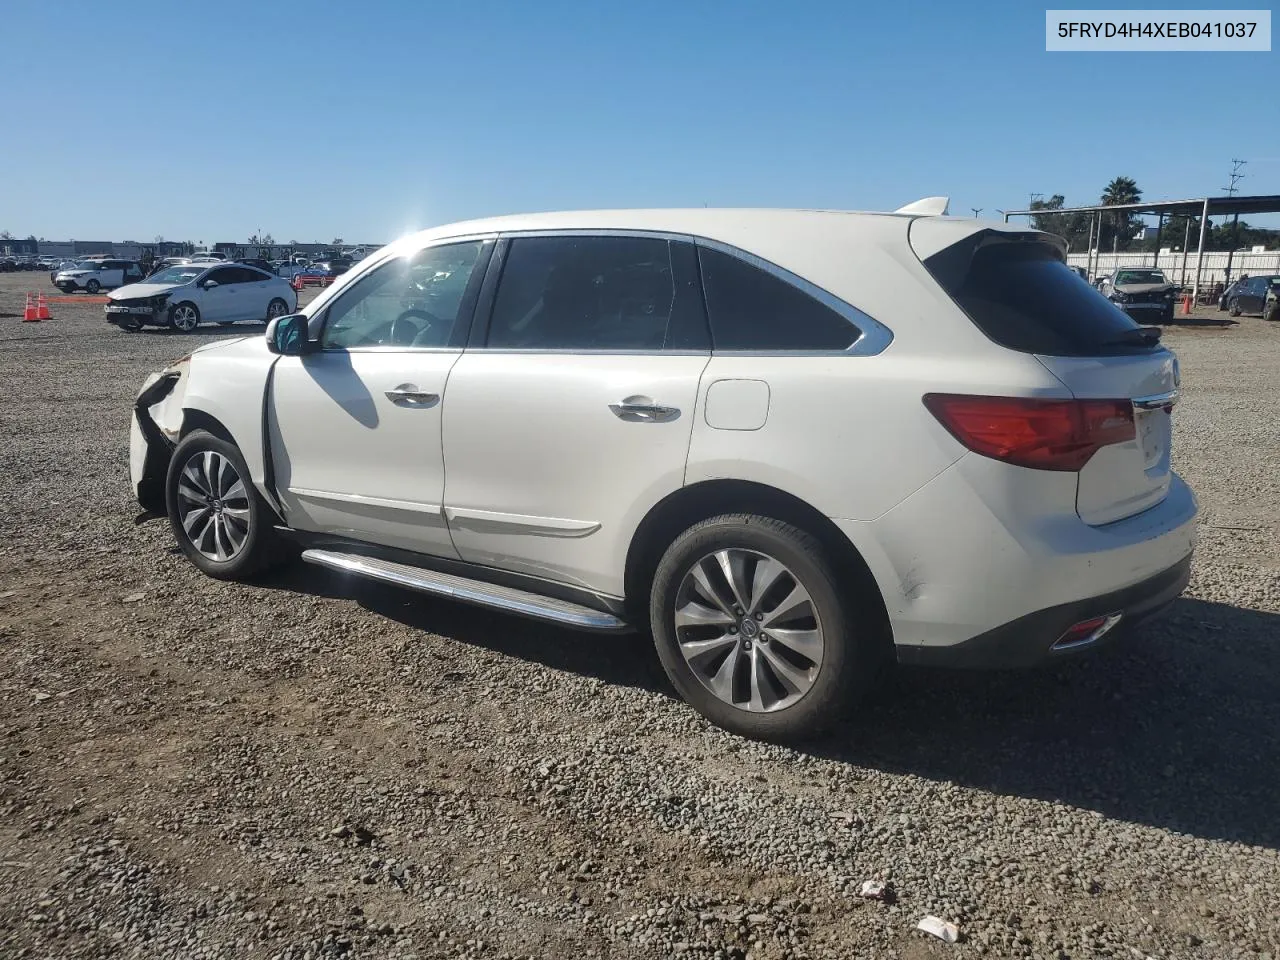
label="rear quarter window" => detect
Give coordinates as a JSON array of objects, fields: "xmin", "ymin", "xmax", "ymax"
[
  {"xmin": 698, "ymin": 246, "xmax": 860, "ymax": 352},
  {"xmin": 922, "ymin": 233, "xmax": 1153, "ymax": 356}
]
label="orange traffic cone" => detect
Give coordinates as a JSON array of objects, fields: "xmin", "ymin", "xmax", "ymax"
[
  {"xmin": 36, "ymin": 293, "xmax": 51, "ymax": 320},
  {"xmin": 22, "ymin": 292, "xmax": 39, "ymax": 322},
  {"xmin": 1180, "ymin": 292, "xmax": 1192, "ymax": 315}
]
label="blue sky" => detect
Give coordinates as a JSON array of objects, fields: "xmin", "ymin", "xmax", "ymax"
[{"xmin": 4, "ymin": 0, "xmax": 1276, "ymax": 244}]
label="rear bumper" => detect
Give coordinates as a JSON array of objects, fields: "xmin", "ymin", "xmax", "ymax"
[
  {"xmin": 832, "ymin": 454, "xmax": 1198, "ymax": 659},
  {"xmin": 895, "ymin": 551, "xmax": 1191, "ymax": 668}
]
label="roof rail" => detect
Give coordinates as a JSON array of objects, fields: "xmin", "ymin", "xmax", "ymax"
[{"xmin": 894, "ymin": 196, "xmax": 950, "ymax": 216}]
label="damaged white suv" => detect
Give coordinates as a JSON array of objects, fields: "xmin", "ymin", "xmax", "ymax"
[{"xmin": 129, "ymin": 202, "xmax": 1197, "ymax": 741}]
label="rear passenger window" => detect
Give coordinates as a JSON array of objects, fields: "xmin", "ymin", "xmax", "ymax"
[
  {"xmin": 697, "ymin": 246, "xmax": 860, "ymax": 351},
  {"xmin": 486, "ymin": 236, "xmax": 705, "ymax": 351}
]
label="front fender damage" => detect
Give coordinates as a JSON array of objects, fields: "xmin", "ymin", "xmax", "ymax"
[{"xmin": 131, "ymin": 367, "xmax": 187, "ymax": 514}]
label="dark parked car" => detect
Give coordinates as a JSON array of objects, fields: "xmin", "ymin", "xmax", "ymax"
[
  {"xmin": 1262, "ymin": 281, "xmax": 1280, "ymax": 323},
  {"xmin": 314, "ymin": 256, "xmax": 353, "ymax": 277},
  {"xmin": 235, "ymin": 258, "xmax": 275, "ymax": 274},
  {"xmin": 1220, "ymin": 274, "xmax": 1280, "ymax": 317},
  {"xmin": 0, "ymin": 258, "xmax": 17, "ymax": 273}
]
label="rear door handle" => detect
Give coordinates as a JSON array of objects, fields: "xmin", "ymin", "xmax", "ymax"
[
  {"xmin": 385, "ymin": 384, "xmax": 440, "ymax": 407},
  {"xmin": 609, "ymin": 395, "xmax": 680, "ymax": 423}
]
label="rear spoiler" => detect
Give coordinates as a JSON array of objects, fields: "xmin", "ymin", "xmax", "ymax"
[{"xmin": 895, "ymin": 196, "xmax": 951, "ymax": 216}]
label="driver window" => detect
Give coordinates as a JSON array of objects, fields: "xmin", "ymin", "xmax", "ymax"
[{"xmin": 321, "ymin": 242, "xmax": 484, "ymax": 350}]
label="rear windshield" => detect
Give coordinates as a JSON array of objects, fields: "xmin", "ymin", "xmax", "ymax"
[{"xmin": 922, "ymin": 233, "xmax": 1151, "ymax": 356}]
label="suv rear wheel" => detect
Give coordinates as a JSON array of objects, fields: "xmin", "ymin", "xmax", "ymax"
[{"xmin": 650, "ymin": 514, "xmax": 875, "ymax": 742}]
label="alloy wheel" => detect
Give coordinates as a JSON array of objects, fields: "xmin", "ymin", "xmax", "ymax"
[
  {"xmin": 174, "ymin": 450, "xmax": 251, "ymax": 562},
  {"xmin": 673, "ymin": 549, "xmax": 825, "ymax": 713},
  {"xmin": 173, "ymin": 305, "xmax": 199, "ymax": 331},
  {"xmin": 267, "ymin": 299, "xmax": 288, "ymax": 320}
]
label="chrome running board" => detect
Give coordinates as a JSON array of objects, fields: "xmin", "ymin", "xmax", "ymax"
[{"xmin": 300, "ymin": 549, "xmax": 630, "ymax": 633}]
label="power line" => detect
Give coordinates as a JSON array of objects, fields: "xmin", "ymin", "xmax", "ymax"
[{"xmin": 1222, "ymin": 158, "xmax": 1246, "ymax": 197}]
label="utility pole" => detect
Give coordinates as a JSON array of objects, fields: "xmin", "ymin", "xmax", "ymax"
[
  {"xmin": 1222, "ymin": 159, "xmax": 1246, "ymax": 284},
  {"xmin": 1223, "ymin": 159, "xmax": 1246, "ymax": 197},
  {"xmin": 1029, "ymin": 192, "xmax": 1043, "ymax": 207}
]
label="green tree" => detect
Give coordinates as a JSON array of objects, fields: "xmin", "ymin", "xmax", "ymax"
[
  {"xmin": 1030, "ymin": 194, "xmax": 1092, "ymax": 251},
  {"xmin": 1099, "ymin": 176, "xmax": 1142, "ymax": 252}
]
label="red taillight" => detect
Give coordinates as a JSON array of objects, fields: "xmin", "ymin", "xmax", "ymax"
[{"xmin": 923, "ymin": 394, "xmax": 1135, "ymax": 472}]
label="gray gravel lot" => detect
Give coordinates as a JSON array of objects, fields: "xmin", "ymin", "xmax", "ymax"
[{"xmin": 1, "ymin": 273, "xmax": 1277, "ymax": 960}]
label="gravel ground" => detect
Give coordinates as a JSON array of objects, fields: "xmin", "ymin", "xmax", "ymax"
[{"xmin": 1, "ymin": 273, "xmax": 1277, "ymax": 960}]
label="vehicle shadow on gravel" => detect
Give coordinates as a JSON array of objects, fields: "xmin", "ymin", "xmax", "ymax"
[
  {"xmin": 1168, "ymin": 316, "xmax": 1237, "ymax": 328},
  {"xmin": 261, "ymin": 567, "xmax": 1279, "ymax": 849},
  {"xmin": 821, "ymin": 597, "xmax": 1280, "ymax": 850},
  {"xmin": 265, "ymin": 565, "xmax": 671, "ymax": 693}
]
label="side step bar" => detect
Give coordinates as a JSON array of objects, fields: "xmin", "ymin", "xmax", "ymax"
[{"xmin": 300, "ymin": 549, "xmax": 630, "ymax": 633}]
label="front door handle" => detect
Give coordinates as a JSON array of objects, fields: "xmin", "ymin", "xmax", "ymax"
[
  {"xmin": 385, "ymin": 384, "xmax": 439, "ymax": 407},
  {"xmin": 609, "ymin": 395, "xmax": 680, "ymax": 423}
]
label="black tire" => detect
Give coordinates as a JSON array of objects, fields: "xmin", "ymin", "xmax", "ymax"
[
  {"xmin": 1160, "ymin": 307, "xmax": 1174, "ymax": 324},
  {"xmin": 649, "ymin": 514, "xmax": 881, "ymax": 742},
  {"xmin": 1265, "ymin": 301, "xmax": 1280, "ymax": 323},
  {"xmin": 165, "ymin": 430, "xmax": 285, "ymax": 581},
  {"xmin": 266, "ymin": 297, "xmax": 290, "ymax": 323},
  {"xmin": 85, "ymin": 279, "xmax": 101, "ymax": 294},
  {"xmin": 121, "ymin": 317, "xmax": 143, "ymax": 332},
  {"xmin": 1228, "ymin": 299, "xmax": 1242, "ymax": 317}
]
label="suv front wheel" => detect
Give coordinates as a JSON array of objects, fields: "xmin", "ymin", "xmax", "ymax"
[
  {"xmin": 165, "ymin": 430, "xmax": 285, "ymax": 581},
  {"xmin": 650, "ymin": 514, "xmax": 875, "ymax": 742}
]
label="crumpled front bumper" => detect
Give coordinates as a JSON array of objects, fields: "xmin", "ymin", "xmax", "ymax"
[{"xmin": 130, "ymin": 371, "xmax": 183, "ymax": 512}]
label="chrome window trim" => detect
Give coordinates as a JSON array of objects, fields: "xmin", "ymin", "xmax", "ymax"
[
  {"xmin": 694, "ymin": 237, "xmax": 893, "ymax": 357},
  {"xmin": 495, "ymin": 228, "xmax": 694, "ymax": 243},
  {"xmin": 440, "ymin": 227, "xmax": 893, "ymax": 358}
]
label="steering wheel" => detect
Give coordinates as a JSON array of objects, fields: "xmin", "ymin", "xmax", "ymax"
[{"xmin": 388, "ymin": 308, "xmax": 443, "ymax": 346}]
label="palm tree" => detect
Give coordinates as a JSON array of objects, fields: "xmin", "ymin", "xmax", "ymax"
[{"xmin": 1101, "ymin": 177, "xmax": 1142, "ymax": 253}]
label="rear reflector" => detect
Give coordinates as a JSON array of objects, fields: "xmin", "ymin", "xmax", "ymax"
[
  {"xmin": 1051, "ymin": 612, "xmax": 1123, "ymax": 651},
  {"xmin": 923, "ymin": 394, "xmax": 1136, "ymax": 471}
]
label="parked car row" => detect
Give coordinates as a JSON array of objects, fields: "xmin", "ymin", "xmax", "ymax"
[{"xmin": 0, "ymin": 256, "xmax": 49, "ymax": 272}]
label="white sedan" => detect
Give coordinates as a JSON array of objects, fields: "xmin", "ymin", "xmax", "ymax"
[{"xmin": 105, "ymin": 262, "xmax": 298, "ymax": 332}]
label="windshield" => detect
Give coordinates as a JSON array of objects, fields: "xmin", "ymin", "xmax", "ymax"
[
  {"xmin": 1114, "ymin": 269, "xmax": 1167, "ymax": 285},
  {"xmin": 147, "ymin": 267, "xmax": 204, "ymax": 285}
]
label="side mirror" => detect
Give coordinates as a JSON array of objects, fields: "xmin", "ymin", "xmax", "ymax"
[
  {"xmin": 266, "ymin": 313, "xmax": 314, "ymax": 356},
  {"xmin": 201, "ymin": 279, "xmax": 219, "ymax": 289}
]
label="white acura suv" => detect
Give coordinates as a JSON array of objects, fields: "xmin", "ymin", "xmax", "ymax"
[{"xmin": 128, "ymin": 203, "xmax": 1196, "ymax": 741}]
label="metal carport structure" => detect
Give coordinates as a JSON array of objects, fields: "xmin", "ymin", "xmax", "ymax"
[{"xmin": 1001, "ymin": 194, "xmax": 1280, "ymax": 301}]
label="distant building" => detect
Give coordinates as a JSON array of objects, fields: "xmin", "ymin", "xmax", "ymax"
[{"xmin": 0, "ymin": 238, "xmax": 39, "ymax": 256}]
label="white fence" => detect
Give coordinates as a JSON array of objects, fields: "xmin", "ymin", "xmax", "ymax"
[{"xmin": 1067, "ymin": 249, "xmax": 1280, "ymax": 286}]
